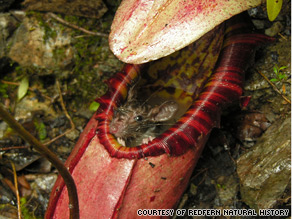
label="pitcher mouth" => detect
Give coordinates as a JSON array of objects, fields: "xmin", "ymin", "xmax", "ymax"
[
  {"xmin": 94, "ymin": 14, "xmax": 273, "ymax": 159},
  {"xmin": 94, "ymin": 62, "xmax": 226, "ymax": 159}
]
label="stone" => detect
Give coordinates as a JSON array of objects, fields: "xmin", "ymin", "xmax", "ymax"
[{"xmin": 237, "ymin": 115, "xmax": 291, "ymax": 211}]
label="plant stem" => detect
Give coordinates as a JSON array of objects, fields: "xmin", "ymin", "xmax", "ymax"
[
  {"xmin": 0, "ymin": 104, "xmax": 79, "ymax": 219},
  {"xmin": 10, "ymin": 161, "xmax": 21, "ymax": 219},
  {"xmin": 48, "ymin": 12, "xmax": 108, "ymax": 38},
  {"xmin": 256, "ymin": 69, "xmax": 291, "ymax": 104}
]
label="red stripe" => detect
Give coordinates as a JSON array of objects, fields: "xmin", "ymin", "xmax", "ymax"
[{"xmin": 94, "ymin": 15, "xmax": 274, "ymax": 159}]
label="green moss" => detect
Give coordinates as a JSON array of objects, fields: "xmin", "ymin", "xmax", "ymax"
[
  {"xmin": 34, "ymin": 119, "xmax": 47, "ymax": 141},
  {"xmin": 52, "ymin": 47, "xmax": 67, "ymax": 65},
  {"xmin": 0, "ymin": 82, "xmax": 9, "ymax": 98},
  {"xmin": 64, "ymin": 15, "xmax": 87, "ymax": 28},
  {"xmin": 66, "ymin": 33, "xmax": 113, "ymax": 107},
  {"xmin": 24, "ymin": 11, "xmax": 123, "ymax": 109},
  {"xmin": 20, "ymin": 197, "xmax": 42, "ymax": 219},
  {"xmin": 216, "ymin": 183, "xmax": 226, "ymax": 190},
  {"xmin": 26, "ymin": 11, "xmax": 57, "ymax": 42},
  {"xmin": 40, "ymin": 20, "xmax": 57, "ymax": 42}
]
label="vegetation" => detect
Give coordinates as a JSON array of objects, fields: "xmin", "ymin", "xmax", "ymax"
[
  {"xmin": 270, "ymin": 64, "xmax": 288, "ymax": 83},
  {"xmin": 267, "ymin": 0, "xmax": 283, "ymax": 21}
]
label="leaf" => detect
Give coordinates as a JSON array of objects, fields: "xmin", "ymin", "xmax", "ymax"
[
  {"xmin": 273, "ymin": 65, "xmax": 278, "ymax": 74},
  {"xmin": 267, "ymin": 0, "xmax": 283, "ymax": 21},
  {"xmin": 38, "ymin": 122, "xmax": 47, "ymax": 141},
  {"xmin": 278, "ymin": 66, "xmax": 288, "ymax": 71},
  {"xmin": 89, "ymin": 101, "xmax": 100, "ymax": 111},
  {"xmin": 109, "ymin": 0, "xmax": 262, "ymax": 64},
  {"xmin": 282, "ymin": 84, "xmax": 286, "ymax": 93},
  {"xmin": 279, "ymin": 73, "xmax": 287, "ymax": 80},
  {"xmin": 34, "ymin": 120, "xmax": 47, "ymax": 141},
  {"xmin": 17, "ymin": 76, "xmax": 29, "ymax": 101},
  {"xmin": 270, "ymin": 78, "xmax": 279, "ymax": 82}
]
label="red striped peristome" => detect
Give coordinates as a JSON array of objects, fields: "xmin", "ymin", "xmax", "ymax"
[
  {"xmin": 95, "ymin": 14, "xmax": 274, "ymax": 159},
  {"xmin": 95, "ymin": 64, "xmax": 141, "ymax": 115}
]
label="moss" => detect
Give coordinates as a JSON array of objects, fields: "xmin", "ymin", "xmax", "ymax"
[
  {"xmin": 26, "ymin": 11, "xmax": 57, "ymax": 43},
  {"xmin": 52, "ymin": 47, "xmax": 67, "ymax": 66},
  {"xmin": 23, "ymin": 11, "xmax": 123, "ymax": 110},
  {"xmin": 66, "ymin": 31, "xmax": 118, "ymax": 108},
  {"xmin": 64, "ymin": 15, "xmax": 87, "ymax": 28},
  {"xmin": 20, "ymin": 197, "xmax": 42, "ymax": 219},
  {"xmin": 0, "ymin": 82, "xmax": 9, "ymax": 98}
]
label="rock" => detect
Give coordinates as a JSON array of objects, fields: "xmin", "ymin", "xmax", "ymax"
[
  {"xmin": 8, "ymin": 15, "xmax": 74, "ymax": 72},
  {"xmin": 14, "ymin": 95, "xmax": 57, "ymax": 121},
  {"xmin": 0, "ymin": 13, "xmax": 20, "ymax": 57},
  {"xmin": 265, "ymin": 21, "xmax": 284, "ymax": 37},
  {"xmin": 237, "ymin": 115, "xmax": 291, "ymax": 211},
  {"xmin": 0, "ymin": 121, "xmax": 8, "ymax": 139},
  {"xmin": 215, "ymin": 174, "xmax": 239, "ymax": 206},
  {"xmin": 65, "ymin": 128, "xmax": 80, "ymax": 141},
  {"xmin": 251, "ymin": 19, "xmax": 267, "ymax": 29}
]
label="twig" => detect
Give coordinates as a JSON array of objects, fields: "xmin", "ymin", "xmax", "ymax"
[
  {"xmin": 44, "ymin": 81, "xmax": 76, "ymax": 145},
  {"xmin": 0, "ymin": 145, "xmax": 30, "ymax": 151},
  {"xmin": 10, "ymin": 161, "xmax": 21, "ymax": 219},
  {"xmin": 56, "ymin": 80, "xmax": 75, "ymax": 129},
  {"xmin": 227, "ymin": 149, "xmax": 236, "ymax": 165},
  {"xmin": 190, "ymin": 168, "xmax": 208, "ymax": 181},
  {"xmin": 256, "ymin": 69, "xmax": 291, "ymax": 104},
  {"xmin": 44, "ymin": 128, "xmax": 73, "ymax": 145},
  {"xmin": 190, "ymin": 168, "xmax": 208, "ymax": 186},
  {"xmin": 0, "ymin": 104, "xmax": 79, "ymax": 219},
  {"xmin": 278, "ymin": 32, "xmax": 288, "ymax": 41},
  {"xmin": 0, "ymin": 80, "xmax": 19, "ymax": 86},
  {"xmin": 47, "ymin": 12, "xmax": 108, "ymax": 38}
]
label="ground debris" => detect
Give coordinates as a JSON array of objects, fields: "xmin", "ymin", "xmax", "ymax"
[
  {"xmin": 23, "ymin": 0, "xmax": 107, "ymax": 19},
  {"xmin": 237, "ymin": 115, "xmax": 291, "ymax": 211}
]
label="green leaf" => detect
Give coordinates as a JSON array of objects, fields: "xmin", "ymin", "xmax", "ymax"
[
  {"xmin": 273, "ymin": 65, "xmax": 278, "ymax": 74},
  {"xmin": 278, "ymin": 73, "xmax": 287, "ymax": 80},
  {"xmin": 267, "ymin": 0, "xmax": 283, "ymax": 21},
  {"xmin": 89, "ymin": 101, "xmax": 100, "ymax": 111},
  {"xmin": 34, "ymin": 120, "xmax": 47, "ymax": 141},
  {"xmin": 278, "ymin": 66, "xmax": 288, "ymax": 71},
  {"xmin": 270, "ymin": 78, "xmax": 279, "ymax": 82},
  {"xmin": 17, "ymin": 76, "xmax": 29, "ymax": 101}
]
